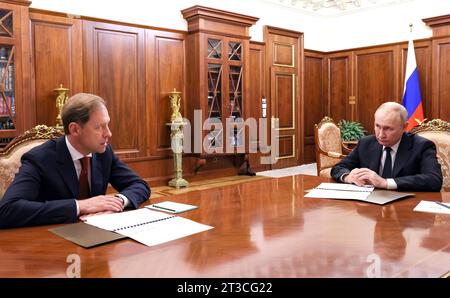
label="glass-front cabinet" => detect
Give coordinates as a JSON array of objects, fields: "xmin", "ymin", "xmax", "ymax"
[
  {"xmin": 0, "ymin": 0, "xmax": 30, "ymax": 149},
  {"xmin": 0, "ymin": 8, "xmax": 15, "ymax": 146},
  {"xmin": 183, "ymin": 6, "xmax": 258, "ymax": 174},
  {"xmin": 206, "ymin": 36, "xmax": 245, "ymax": 152}
]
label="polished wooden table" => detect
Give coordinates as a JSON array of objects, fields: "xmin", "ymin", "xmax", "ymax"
[{"xmin": 0, "ymin": 175, "xmax": 449, "ymax": 277}]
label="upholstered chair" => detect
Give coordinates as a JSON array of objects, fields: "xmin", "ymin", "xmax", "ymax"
[
  {"xmin": 0, "ymin": 125, "xmax": 64, "ymax": 199},
  {"xmin": 314, "ymin": 117, "xmax": 352, "ymax": 178},
  {"xmin": 410, "ymin": 119, "xmax": 450, "ymax": 191}
]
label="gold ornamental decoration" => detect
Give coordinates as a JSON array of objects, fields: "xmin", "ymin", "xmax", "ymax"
[
  {"xmin": 167, "ymin": 88, "xmax": 188, "ymax": 188},
  {"xmin": 54, "ymin": 84, "xmax": 69, "ymax": 128}
]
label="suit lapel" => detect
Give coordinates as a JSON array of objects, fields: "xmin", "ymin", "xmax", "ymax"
[
  {"xmin": 90, "ymin": 154, "xmax": 103, "ymax": 196},
  {"xmin": 56, "ymin": 137, "xmax": 78, "ymax": 198},
  {"xmin": 393, "ymin": 133, "xmax": 411, "ymax": 177}
]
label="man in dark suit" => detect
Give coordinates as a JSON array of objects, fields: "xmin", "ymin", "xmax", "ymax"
[
  {"xmin": 331, "ymin": 102, "xmax": 442, "ymax": 191},
  {"xmin": 0, "ymin": 93, "xmax": 150, "ymax": 228}
]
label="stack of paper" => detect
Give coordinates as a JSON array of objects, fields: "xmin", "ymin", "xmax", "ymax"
[
  {"xmin": 305, "ymin": 182, "xmax": 374, "ymax": 200},
  {"xmin": 413, "ymin": 201, "xmax": 450, "ymax": 215},
  {"xmin": 305, "ymin": 182, "xmax": 413, "ymax": 204},
  {"xmin": 84, "ymin": 208, "xmax": 213, "ymax": 247}
]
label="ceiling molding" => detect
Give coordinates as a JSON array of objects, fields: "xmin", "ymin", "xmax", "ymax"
[{"xmin": 261, "ymin": 0, "xmax": 415, "ymax": 18}]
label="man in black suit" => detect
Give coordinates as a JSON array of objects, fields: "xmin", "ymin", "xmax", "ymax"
[
  {"xmin": 331, "ymin": 102, "xmax": 442, "ymax": 191},
  {"xmin": 0, "ymin": 93, "xmax": 150, "ymax": 228}
]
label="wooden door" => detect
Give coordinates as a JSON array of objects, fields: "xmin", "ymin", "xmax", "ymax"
[{"xmin": 264, "ymin": 26, "xmax": 303, "ymax": 169}]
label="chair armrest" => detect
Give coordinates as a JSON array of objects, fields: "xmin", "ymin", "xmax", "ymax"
[
  {"xmin": 327, "ymin": 151, "xmax": 345, "ymax": 158},
  {"xmin": 317, "ymin": 145, "xmax": 347, "ymax": 159}
]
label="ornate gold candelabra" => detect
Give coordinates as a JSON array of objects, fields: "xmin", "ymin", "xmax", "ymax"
[
  {"xmin": 167, "ymin": 88, "xmax": 188, "ymax": 188},
  {"xmin": 54, "ymin": 84, "xmax": 69, "ymax": 128}
]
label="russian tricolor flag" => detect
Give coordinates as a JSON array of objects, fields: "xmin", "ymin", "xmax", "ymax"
[{"xmin": 402, "ymin": 39, "xmax": 424, "ymax": 131}]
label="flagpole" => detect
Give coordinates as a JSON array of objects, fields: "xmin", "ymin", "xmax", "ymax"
[{"xmin": 402, "ymin": 22, "xmax": 425, "ymax": 130}]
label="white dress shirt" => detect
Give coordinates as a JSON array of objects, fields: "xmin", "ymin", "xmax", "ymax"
[{"xmin": 65, "ymin": 137, "xmax": 129, "ymax": 215}]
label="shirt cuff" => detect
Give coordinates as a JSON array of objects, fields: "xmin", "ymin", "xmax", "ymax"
[
  {"xmin": 386, "ymin": 178, "xmax": 397, "ymax": 190},
  {"xmin": 115, "ymin": 193, "xmax": 130, "ymax": 208},
  {"xmin": 75, "ymin": 200, "xmax": 80, "ymax": 216},
  {"xmin": 340, "ymin": 173, "xmax": 349, "ymax": 183}
]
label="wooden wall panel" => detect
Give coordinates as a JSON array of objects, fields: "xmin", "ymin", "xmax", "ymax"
[
  {"xmin": 431, "ymin": 37, "xmax": 450, "ymax": 121},
  {"xmin": 273, "ymin": 42, "xmax": 294, "ymax": 66},
  {"xmin": 146, "ymin": 30, "xmax": 186, "ymax": 156},
  {"xmin": 327, "ymin": 53, "xmax": 352, "ymax": 122},
  {"xmin": 83, "ymin": 21, "xmax": 146, "ymax": 158},
  {"xmin": 248, "ymin": 41, "xmax": 269, "ymax": 171},
  {"xmin": 273, "ymin": 72, "xmax": 294, "ymax": 129},
  {"xmin": 29, "ymin": 12, "xmax": 83, "ymax": 127},
  {"xmin": 304, "ymin": 50, "xmax": 326, "ymax": 163},
  {"xmin": 278, "ymin": 135, "xmax": 294, "ymax": 158},
  {"xmin": 354, "ymin": 48, "xmax": 398, "ymax": 133},
  {"xmin": 323, "ymin": 40, "xmax": 435, "ymax": 139}
]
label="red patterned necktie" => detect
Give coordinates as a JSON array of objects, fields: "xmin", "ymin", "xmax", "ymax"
[{"xmin": 79, "ymin": 156, "xmax": 91, "ymax": 199}]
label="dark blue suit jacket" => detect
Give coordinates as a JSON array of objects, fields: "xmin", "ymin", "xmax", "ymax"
[
  {"xmin": 331, "ymin": 133, "xmax": 443, "ymax": 192},
  {"xmin": 0, "ymin": 136, "xmax": 150, "ymax": 228}
]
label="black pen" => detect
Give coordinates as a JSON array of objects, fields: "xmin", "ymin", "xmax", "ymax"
[
  {"xmin": 434, "ymin": 201, "xmax": 450, "ymax": 210},
  {"xmin": 152, "ymin": 204, "xmax": 176, "ymax": 213}
]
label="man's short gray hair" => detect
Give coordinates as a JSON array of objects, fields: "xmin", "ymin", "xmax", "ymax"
[{"xmin": 375, "ymin": 102, "xmax": 408, "ymax": 124}]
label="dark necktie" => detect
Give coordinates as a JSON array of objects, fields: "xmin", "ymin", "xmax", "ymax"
[
  {"xmin": 79, "ymin": 156, "xmax": 91, "ymax": 199},
  {"xmin": 381, "ymin": 147, "xmax": 392, "ymax": 178}
]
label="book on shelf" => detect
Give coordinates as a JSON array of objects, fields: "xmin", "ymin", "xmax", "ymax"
[{"xmin": 0, "ymin": 95, "xmax": 11, "ymax": 115}]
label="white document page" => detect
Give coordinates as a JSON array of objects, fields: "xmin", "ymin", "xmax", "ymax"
[
  {"xmin": 315, "ymin": 182, "xmax": 375, "ymax": 192},
  {"xmin": 84, "ymin": 208, "xmax": 172, "ymax": 231},
  {"xmin": 413, "ymin": 200, "xmax": 450, "ymax": 215},
  {"xmin": 117, "ymin": 216, "xmax": 213, "ymax": 247},
  {"xmin": 305, "ymin": 188, "xmax": 372, "ymax": 200},
  {"xmin": 305, "ymin": 182, "xmax": 374, "ymax": 200},
  {"xmin": 83, "ymin": 208, "xmax": 214, "ymax": 247}
]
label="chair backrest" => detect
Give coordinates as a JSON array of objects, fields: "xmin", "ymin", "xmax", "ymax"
[
  {"xmin": 0, "ymin": 125, "xmax": 64, "ymax": 199},
  {"xmin": 314, "ymin": 116, "xmax": 347, "ymax": 178},
  {"xmin": 410, "ymin": 119, "xmax": 450, "ymax": 190}
]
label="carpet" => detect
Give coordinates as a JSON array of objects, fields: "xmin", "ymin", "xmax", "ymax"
[{"xmin": 257, "ymin": 163, "xmax": 317, "ymax": 178}]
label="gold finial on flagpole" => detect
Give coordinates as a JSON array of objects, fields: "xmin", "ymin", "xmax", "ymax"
[{"xmin": 409, "ymin": 23, "xmax": 413, "ymax": 33}]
